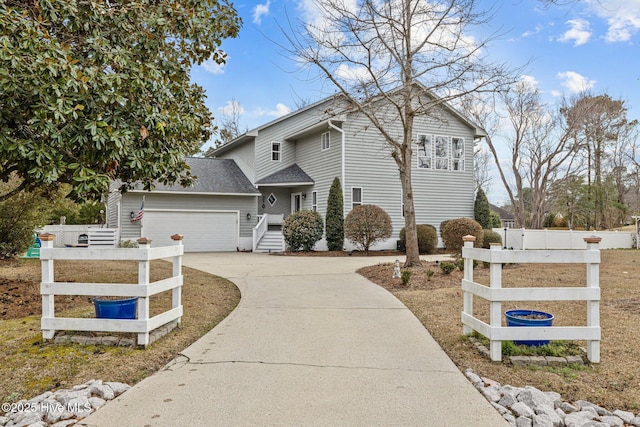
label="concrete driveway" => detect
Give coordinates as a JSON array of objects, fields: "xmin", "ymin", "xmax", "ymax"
[{"xmin": 80, "ymin": 252, "xmax": 507, "ymax": 426}]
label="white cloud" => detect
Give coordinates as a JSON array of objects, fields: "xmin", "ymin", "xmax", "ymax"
[
  {"xmin": 589, "ymin": 0, "xmax": 640, "ymax": 42},
  {"xmin": 519, "ymin": 74, "xmax": 540, "ymax": 90},
  {"xmin": 256, "ymin": 103, "xmax": 291, "ymax": 118},
  {"xmin": 218, "ymin": 100, "xmax": 245, "ymax": 116},
  {"xmin": 558, "ymin": 19, "xmax": 592, "ymax": 46},
  {"xmin": 556, "ymin": 71, "xmax": 596, "ymax": 93},
  {"xmin": 253, "ymin": 0, "xmax": 271, "ymax": 25},
  {"xmin": 201, "ymin": 58, "xmax": 226, "ymax": 75},
  {"xmin": 335, "ymin": 64, "xmax": 371, "ymax": 82},
  {"xmin": 522, "ymin": 25, "xmax": 543, "ymax": 38}
]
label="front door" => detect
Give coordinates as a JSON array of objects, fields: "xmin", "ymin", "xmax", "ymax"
[{"xmin": 292, "ymin": 193, "xmax": 302, "ymax": 213}]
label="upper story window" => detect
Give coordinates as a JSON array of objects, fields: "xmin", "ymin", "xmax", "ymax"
[
  {"xmin": 271, "ymin": 142, "xmax": 281, "ymax": 161},
  {"xmin": 321, "ymin": 132, "xmax": 330, "ymax": 151},
  {"xmin": 352, "ymin": 187, "xmax": 362, "ymax": 209},
  {"xmin": 416, "ymin": 134, "xmax": 465, "ymax": 171}
]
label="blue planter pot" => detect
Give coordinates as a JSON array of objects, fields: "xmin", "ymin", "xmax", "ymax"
[
  {"xmin": 505, "ymin": 309, "xmax": 554, "ymax": 347},
  {"xmin": 94, "ymin": 298, "xmax": 137, "ymax": 319}
]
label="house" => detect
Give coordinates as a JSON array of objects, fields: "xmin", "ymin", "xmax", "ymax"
[
  {"xmin": 108, "ymin": 87, "xmax": 485, "ymax": 252},
  {"xmin": 490, "ymin": 203, "xmax": 516, "ymax": 228}
]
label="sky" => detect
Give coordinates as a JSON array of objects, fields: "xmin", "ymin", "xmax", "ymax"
[{"xmin": 191, "ymin": 0, "xmax": 640, "ymax": 205}]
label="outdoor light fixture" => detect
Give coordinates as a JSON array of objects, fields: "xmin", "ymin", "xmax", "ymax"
[
  {"xmin": 130, "ymin": 211, "xmax": 135, "ymax": 219},
  {"xmin": 302, "ymin": 193, "xmax": 307, "ymax": 200},
  {"xmin": 246, "ymin": 212, "xmax": 252, "ymax": 220}
]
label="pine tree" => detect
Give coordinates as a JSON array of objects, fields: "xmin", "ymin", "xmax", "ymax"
[
  {"xmin": 474, "ymin": 188, "xmax": 492, "ymax": 229},
  {"xmin": 325, "ymin": 177, "xmax": 344, "ymax": 251}
]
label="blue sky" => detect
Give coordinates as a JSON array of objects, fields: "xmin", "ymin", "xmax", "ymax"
[{"xmin": 191, "ymin": 0, "xmax": 640, "ymax": 204}]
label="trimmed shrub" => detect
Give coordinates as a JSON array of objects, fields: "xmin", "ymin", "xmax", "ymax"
[
  {"xmin": 344, "ymin": 204, "xmax": 392, "ymax": 251},
  {"xmin": 399, "ymin": 224, "xmax": 438, "ymax": 254},
  {"xmin": 442, "ymin": 217, "xmax": 483, "ymax": 255},
  {"xmin": 282, "ymin": 210, "xmax": 324, "ymax": 252},
  {"xmin": 440, "ymin": 261, "xmax": 456, "ymax": 275},
  {"xmin": 481, "ymin": 229, "xmax": 502, "ymax": 249},
  {"xmin": 474, "ymin": 188, "xmax": 492, "ymax": 229},
  {"xmin": 325, "ymin": 177, "xmax": 344, "ymax": 251},
  {"xmin": 490, "ymin": 211, "xmax": 502, "ymax": 228}
]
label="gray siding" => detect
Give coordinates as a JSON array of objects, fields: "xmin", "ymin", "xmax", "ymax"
[
  {"xmin": 106, "ymin": 189, "xmax": 121, "ymax": 229},
  {"xmin": 220, "ymin": 139, "xmax": 256, "ymax": 183},
  {"xmin": 119, "ymin": 193, "xmax": 258, "ymax": 240},
  {"xmin": 343, "ymin": 107, "xmax": 475, "ymax": 241}
]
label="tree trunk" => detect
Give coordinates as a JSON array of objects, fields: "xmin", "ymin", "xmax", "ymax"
[{"xmin": 399, "ymin": 125, "xmax": 421, "ymax": 268}]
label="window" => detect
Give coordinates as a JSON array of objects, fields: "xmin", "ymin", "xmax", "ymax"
[
  {"xmin": 352, "ymin": 187, "xmax": 362, "ymax": 209},
  {"xmin": 267, "ymin": 193, "xmax": 277, "ymax": 206},
  {"xmin": 312, "ymin": 191, "xmax": 318, "ymax": 212},
  {"xmin": 321, "ymin": 132, "xmax": 330, "ymax": 151},
  {"xmin": 434, "ymin": 136, "xmax": 449, "ymax": 170},
  {"xmin": 416, "ymin": 134, "xmax": 432, "ymax": 169},
  {"xmin": 451, "ymin": 137, "xmax": 464, "ymax": 171},
  {"xmin": 271, "ymin": 142, "xmax": 280, "ymax": 161},
  {"xmin": 416, "ymin": 133, "xmax": 465, "ymax": 171}
]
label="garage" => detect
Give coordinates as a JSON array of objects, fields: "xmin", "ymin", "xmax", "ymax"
[{"xmin": 142, "ymin": 210, "xmax": 239, "ymax": 252}]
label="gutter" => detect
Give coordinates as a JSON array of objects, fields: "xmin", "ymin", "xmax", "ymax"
[{"xmin": 328, "ymin": 120, "xmax": 346, "ymax": 217}]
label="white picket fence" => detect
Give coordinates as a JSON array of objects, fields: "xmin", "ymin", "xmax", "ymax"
[
  {"xmin": 461, "ymin": 236, "xmax": 602, "ymax": 363},
  {"xmin": 39, "ymin": 233, "xmax": 184, "ymax": 346},
  {"xmin": 494, "ymin": 227, "xmax": 633, "ymax": 250}
]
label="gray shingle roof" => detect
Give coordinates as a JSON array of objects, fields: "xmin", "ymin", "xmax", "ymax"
[
  {"xmin": 150, "ymin": 157, "xmax": 259, "ymax": 194},
  {"xmin": 255, "ymin": 164, "xmax": 314, "ymax": 186}
]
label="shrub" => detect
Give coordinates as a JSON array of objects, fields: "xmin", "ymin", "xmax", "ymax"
[
  {"xmin": 325, "ymin": 177, "xmax": 344, "ymax": 251},
  {"xmin": 456, "ymin": 258, "xmax": 478, "ymax": 271},
  {"xmin": 282, "ymin": 210, "xmax": 324, "ymax": 252},
  {"xmin": 399, "ymin": 224, "xmax": 438, "ymax": 254},
  {"xmin": 481, "ymin": 229, "xmax": 503, "ymax": 249},
  {"xmin": 440, "ymin": 261, "xmax": 456, "ymax": 275},
  {"xmin": 426, "ymin": 269, "xmax": 435, "ymax": 281},
  {"xmin": 489, "ymin": 211, "xmax": 502, "ymax": 228},
  {"xmin": 401, "ymin": 270, "xmax": 411, "ymax": 286},
  {"xmin": 474, "ymin": 188, "xmax": 491, "ymax": 229},
  {"xmin": 344, "ymin": 204, "xmax": 392, "ymax": 251},
  {"xmin": 442, "ymin": 217, "xmax": 483, "ymax": 255}
]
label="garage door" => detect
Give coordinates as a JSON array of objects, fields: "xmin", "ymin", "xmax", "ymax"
[{"xmin": 143, "ymin": 211, "xmax": 238, "ymax": 252}]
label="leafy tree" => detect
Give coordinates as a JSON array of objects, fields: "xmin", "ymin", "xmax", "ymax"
[
  {"xmin": 282, "ymin": 210, "xmax": 324, "ymax": 252},
  {"xmin": 344, "ymin": 205, "xmax": 392, "ymax": 252},
  {"xmin": 325, "ymin": 177, "xmax": 344, "ymax": 251},
  {"xmin": 474, "ymin": 188, "xmax": 491, "ymax": 229},
  {"xmin": 489, "ymin": 211, "xmax": 502, "ymax": 228},
  {"xmin": 286, "ymin": 0, "xmax": 515, "ymax": 266},
  {"xmin": 0, "ymin": 0, "xmax": 241, "ymax": 202}
]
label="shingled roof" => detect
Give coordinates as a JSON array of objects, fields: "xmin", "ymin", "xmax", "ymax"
[
  {"xmin": 255, "ymin": 164, "xmax": 314, "ymax": 186},
  {"xmin": 148, "ymin": 157, "xmax": 260, "ymax": 195}
]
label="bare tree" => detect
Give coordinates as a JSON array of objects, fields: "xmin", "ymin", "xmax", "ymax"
[
  {"xmin": 473, "ymin": 145, "xmax": 493, "ymax": 196},
  {"xmin": 216, "ymin": 99, "xmax": 247, "ymax": 147},
  {"xmin": 465, "ymin": 81, "xmax": 579, "ymax": 228},
  {"xmin": 284, "ymin": 0, "xmax": 515, "ymax": 266}
]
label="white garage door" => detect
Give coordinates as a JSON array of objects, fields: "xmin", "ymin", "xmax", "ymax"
[{"xmin": 143, "ymin": 211, "xmax": 238, "ymax": 252}]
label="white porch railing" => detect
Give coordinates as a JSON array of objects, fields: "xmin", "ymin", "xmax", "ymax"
[
  {"xmin": 40, "ymin": 225, "xmax": 119, "ymax": 248},
  {"xmin": 39, "ymin": 233, "xmax": 184, "ymax": 346},
  {"xmin": 253, "ymin": 213, "xmax": 269, "ymax": 252},
  {"xmin": 461, "ymin": 235, "xmax": 602, "ymax": 363}
]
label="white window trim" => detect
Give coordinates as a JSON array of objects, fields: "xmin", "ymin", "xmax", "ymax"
[
  {"xmin": 271, "ymin": 142, "xmax": 281, "ymax": 162},
  {"xmin": 415, "ymin": 133, "xmax": 465, "ymax": 172},
  {"xmin": 312, "ymin": 191, "xmax": 318, "ymax": 212},
  {"xmin": 351, "ymin": 187, "xmax": 363, "ymax": 210},
  {"xmin": 321, "ymin": 131, "xmax": 330, "ymax": 151}
]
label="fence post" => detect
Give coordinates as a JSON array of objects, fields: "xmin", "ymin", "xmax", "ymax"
[
  {"xmin": 171, "ymin": 234, "xmax": 184, "ymax": 325},
  {"xmin": 462, "ymin": 236, "xmax": 476, "ymax": 335},
  {"xmin": 137, "ymin": 237, "xmax": 152, "ymax": 346},
  {"xmin": 40, "ymin": 233, "xmax": 56, "ymax": 340},
  {"xmin": 584, "ymin": 236, "xmax": 601, "ymax": 363},
  {"xmin": 489, "ymin": 243, "xmax": 504, "ymax": 361}
]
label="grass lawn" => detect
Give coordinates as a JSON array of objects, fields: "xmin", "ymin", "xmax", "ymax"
[
  {"xmin": 0, "ymin": 259, "xmax": 239, "ymax": 405},
  {"xmin": 359, "ymin": 249, "xmax": 640, "ymax": 412}
]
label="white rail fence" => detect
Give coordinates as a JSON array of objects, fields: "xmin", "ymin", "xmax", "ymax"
[
  {"xmin": 494, "ymin": 227, "xmax": 633, "ymax": 250},
  {"xmin": 461, "ymin": 236, "xmax": 602, "ymax": 363},
  {"xmin": 39, "ymin": 233, "xmax": 184, "ymax": 346}
]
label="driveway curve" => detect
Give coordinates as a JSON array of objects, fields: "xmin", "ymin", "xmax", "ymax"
[{"xmin": 79, "ymin": 252, "xmax": 507, "ymax": 426}]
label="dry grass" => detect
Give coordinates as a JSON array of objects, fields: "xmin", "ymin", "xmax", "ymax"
[
  {"xmin": 0, "ymin": 259, "xmax": 239, "ymax": 404},
  {"xmin": 359, "ymin": 250, "xmax": 640, "ymax": 412}
]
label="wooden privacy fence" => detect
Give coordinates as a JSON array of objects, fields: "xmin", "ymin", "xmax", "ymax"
[
  {"xmin": 461, "ymin": 235, "xmax": 602, "ymax": 363},
  {"xmin": 39, "ymin": 233, "xmax": 184, "ymax": 346}
]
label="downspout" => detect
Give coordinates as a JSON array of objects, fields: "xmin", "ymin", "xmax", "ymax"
[{"xmin": 328, "ymin": 120, "xmax": 346, "ymax": 217}]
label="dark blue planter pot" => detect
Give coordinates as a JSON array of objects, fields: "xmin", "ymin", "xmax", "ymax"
[
  {"xmin": 505, "ymin": 309, "xmax": 554, "ymax": 347},
  {"xmin": 94, "ymin": 298, "xmax": 137, "ymax": 319}
]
